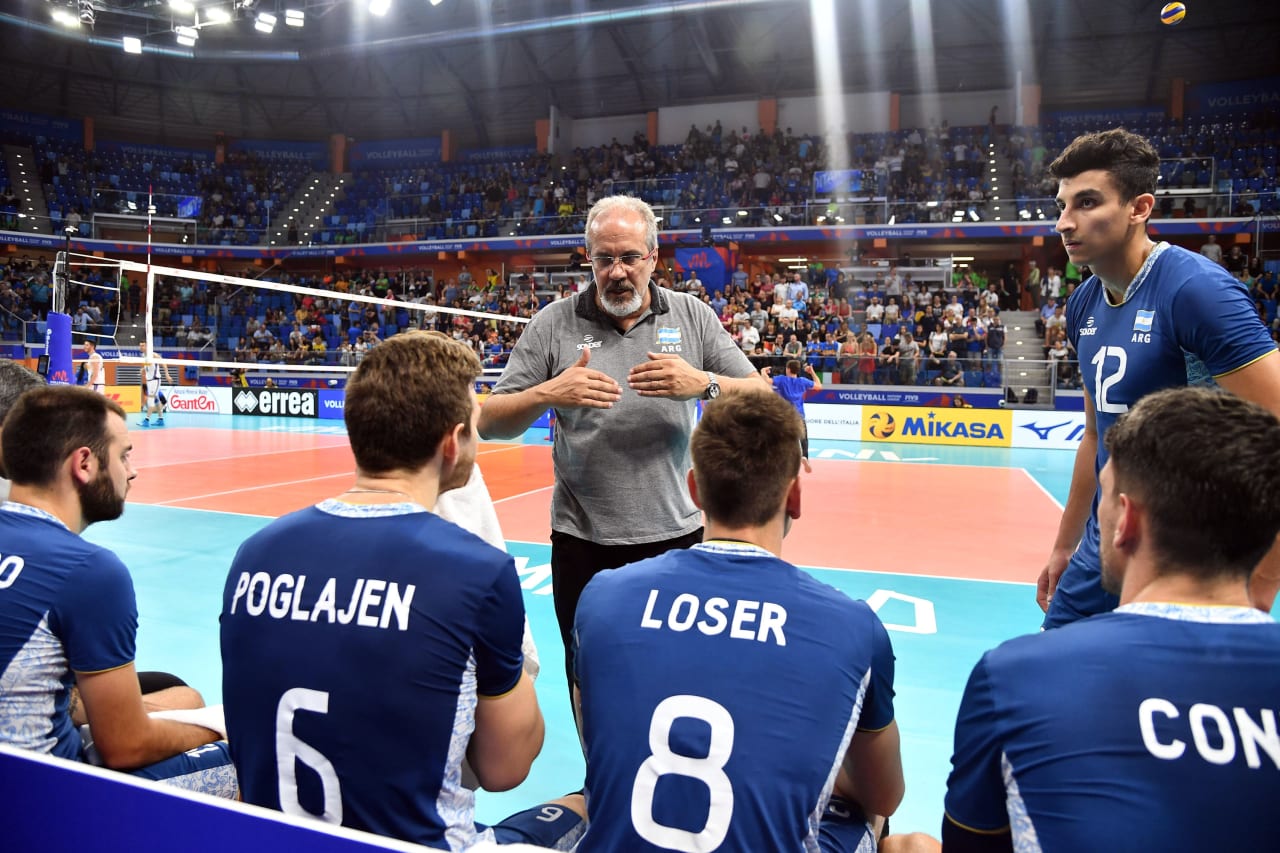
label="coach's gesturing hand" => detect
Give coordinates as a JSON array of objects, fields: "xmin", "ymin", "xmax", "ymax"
[{"xmin": 545, "ymin": 347, "xmax": 622, "ymax": 409}]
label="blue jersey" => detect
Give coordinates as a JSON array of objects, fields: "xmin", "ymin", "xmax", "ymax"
[
  {"xmin": 946, "ymin": 603, "xmax": 1280, "ymax": 852},
  {"xmin": 1046, "ymin": 244, "xmax": 1277, "ymax": 627},
  {"xmin": 220, "ymin": 500, "xmax": 526, "ymax": 850},
  {"xmin": 0, "ymin": 503, "xmax": 136, "ymax": 761},
  {"xmin": 771, "ymin": 374, "xmax": 814, "ymax": 418},
  {"xmin": 573, "ymin": 542, "xmax": 895, "ymax": 852}
]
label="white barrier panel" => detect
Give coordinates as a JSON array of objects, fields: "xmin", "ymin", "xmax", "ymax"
[
  {"xmin": 804, "ymin": 403, "xmax": 863, "ymax": 441},
  {"xmin": 1011, "ymin": 411, "xmax": 1087, "ymax": 450},
  {"xmin": 164, "ymin": 386, "xmax": 233, "ymax": 415}
]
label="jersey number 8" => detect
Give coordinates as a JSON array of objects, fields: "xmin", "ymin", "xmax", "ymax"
[{"xmin": 631, "ymin": 694, "xmax": 735, "ymax": 851}]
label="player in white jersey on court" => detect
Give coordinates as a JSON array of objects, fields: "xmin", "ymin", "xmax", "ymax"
[
  {"xmin": 141, "ymin": 347, "xmax": 171, "ymax": 428},
  {"xmin": 1036, "ymin": 128, "xmax": 1280, "ymax": 628},
  {"xmin": 82, "ymin": 339, "xmax": 105, "ymax": 394},
  {"xmin": 572, "ymin": 390, "xmax": 904, "ymax": 852}
]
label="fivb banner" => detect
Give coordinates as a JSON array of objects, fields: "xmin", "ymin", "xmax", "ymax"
[
  {"xmin": 674, "ymin": 248, "xmax": 729, "ymax": 290},
  {"xmin": 1188, "ymin": 76, "xmax": 1280, "ymax": 116},
  {"xmin": 1044, "ymin": 107, "xmax": 1166, "ymax": 126},
  {"xmin": 349, "ymin": 137, "xmax": 442, "ymax": 167},
  {"xmin": 459, "ymin": 145, "xmax": 537, "ymax": 163},
  {"xmin": 814, "ymin": 169, "xmax": 866, "ymax": 194},
  {"xmin": 96, "ymin": 141, "xmax": 214, "ymax": 162},
  {"xmin": 228, "ymin": 138, "xmax": 327, "ymax": 167},
  {"xmin": 861, "ymin": 406, "xmax": 1012, "ymax": 447},
  {"xmin": 0, "ymin": 108, "xmax": 81, "ymax": 140}
]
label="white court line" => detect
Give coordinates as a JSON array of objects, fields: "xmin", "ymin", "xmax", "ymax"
[
  {"xmin": 1018, "ymin": 467, "xmax": 1066, "ymax": 511},
  {"xmin": 500, "ymin": 538, "xmax": 1037, "ymax": 587},
  {"xmin": 130, "ymin": 502, "xmax": 275, "ymax": 520},
  {"xmin": 155, "ymin": 472, "xmax": 352, "ymax": 505},
  {"xmin": 134, "ymin": 443, "xmax": 350, "ymax": 470},
  {"xmin": 493, "ymin": 485, "xmax": 554, "ymax": 505}
]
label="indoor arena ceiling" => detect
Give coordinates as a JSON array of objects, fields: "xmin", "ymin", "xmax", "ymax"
[{"xmin": 0, "ymin": 0, "xmax": 1275, "ymax": 149}]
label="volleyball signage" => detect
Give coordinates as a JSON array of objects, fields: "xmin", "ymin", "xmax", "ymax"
[
  {"xmin": 232, "ymin": 388, "xmax": 318, "ymax": 418},
  {"xmin": 165, "ymin": 387, "xmax": 232, "ymax": 415},
  {"xmin": 861, "ymin": 406, "xmax": 1012, "ymax": 447}
]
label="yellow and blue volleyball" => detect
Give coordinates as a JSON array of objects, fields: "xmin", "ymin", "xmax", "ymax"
[{"xmin": 1160, "ymin": 3, "xmax": 1186, "ymax": 25}]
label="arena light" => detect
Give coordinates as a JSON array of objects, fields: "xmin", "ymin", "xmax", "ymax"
[
  {"xmin": 169, "ymin": 0, "xmax": 195, "ymax": 13},
  {"xmin": 369, "ymin": 0, "xmax": 391, "ymax": 16},
  {"xmin": 122, "ymin": 35, "xmax": 143, "ymax": 53},
  {"xmin": 285, "ymin": 8, "xmax": 304, "ymax": 26},
  {"xmin": 429, "ymin": 0, "xmax": 443, "ymax": 5},
  {"xmin": 51, "ymin": 9, "xmax": 79, "ymax": 27},
  {"xmin": 255, "ymin": 11, "xmax": 276, "ymax": 32},
  {"xmin": 175, "ymin": 24, "xmax": 198, "ymax": 45},
  {"xmin": 204, "ymin": 7, "xmax": 232, "ymax": 23}
]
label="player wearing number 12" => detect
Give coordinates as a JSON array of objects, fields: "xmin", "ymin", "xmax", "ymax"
[
  {"xmin": 572, "ymin": 391, "xmax": 905, "ymax": 852},
  {"xmin": 1038, "ymin": 129, "xmax": 1280, "ymax": 629}
]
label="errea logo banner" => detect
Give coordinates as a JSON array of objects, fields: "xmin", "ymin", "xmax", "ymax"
[
  {"xmin": 861, "ymin": 406, "xmax": 1012, "ymax": 447},
  {"xmin": 232, "ymin": 388, "xmax": 319, "ymax": 418}
]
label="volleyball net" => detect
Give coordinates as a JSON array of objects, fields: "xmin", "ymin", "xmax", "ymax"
[{"xmin": 69, "ymin": 257, "xmax": 532, "ymax": 391}]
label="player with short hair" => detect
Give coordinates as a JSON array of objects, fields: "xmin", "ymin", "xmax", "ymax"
[
  {"xmin": 935, "ymin": 387, "xmax": 1280, "ymax": 852},
  {"xmin": 572, "ymin": 390, "xmax": 904, "ymax": 852},
  {"xmin": 82, "ymin": 339, "xmax": 105, "ymax": 394},
  {"xmin": 761, "ymin": 358, "xmax": 822, "ymax": 459},
  {"xmin": 0, "ymin": 386, "xmax": 235, "ymax": 795},
  {"xmin": 140, "ymin": 347, "xmax": 171, "ymax": 428},
  {"xmin": 1037, "ymin": 128, "xmax": 1280, "ymax": 628},
  {"xmin": 0, "ymin": 359, "xmax": 45, "ymax": 502},
  {"xmin": 220, "ymin": 331, "xmax": 583, "ymax": 850}
]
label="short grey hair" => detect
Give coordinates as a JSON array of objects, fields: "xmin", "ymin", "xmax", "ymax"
[{"xmin": 584, "ymin": 195, "xmax": 658, "ymax": 254}]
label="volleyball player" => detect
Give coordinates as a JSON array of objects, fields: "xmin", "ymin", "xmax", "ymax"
[
  {"xmin": 572, "ymin": 391, "xmax": 904, "ymax": 851},
  {"xmin": 1037, "ymin": 128, "xmax": 1280, "ymax": 628},
  {"xmin": 0, "ymin": 387, "xmax": 236, "ymax": 796},
  {"xmin": 140, "ymin": 347, "xmax": 171, "ymax": 428},
  {"xmin": 220, "ymin": 332, "xmax": 583, "ymax": 849},
  {"xmin": 937, "ymin": 388, "xmax": 1280, "ymax": 851},
  {"xmin": 83, "ymin": 339, "xmax": 105, "ymax": 394}
]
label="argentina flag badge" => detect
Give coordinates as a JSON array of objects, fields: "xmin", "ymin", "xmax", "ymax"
[{"xmin": 1133, "ymin": 310, "xmax": 1155, "ymax": 333}]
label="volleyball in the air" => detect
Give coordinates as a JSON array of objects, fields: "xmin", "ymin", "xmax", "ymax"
[{"xmin": 1160, "ymin": 3, "xmax": 1186, "ymax": 25}]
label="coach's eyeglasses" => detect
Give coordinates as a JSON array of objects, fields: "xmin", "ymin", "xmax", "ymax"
[{"xmin": 588, "ymin": 248, "xmax": 657, "ymax": 270}]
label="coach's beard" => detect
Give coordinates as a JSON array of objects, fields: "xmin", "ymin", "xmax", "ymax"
[{"xmin": 599, "ymin": 282, "xmax": 644, "ymax": 318}]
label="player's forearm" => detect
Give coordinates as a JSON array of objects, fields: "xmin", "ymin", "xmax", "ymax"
[
  {"xmin": 1052, "ymin": 430, "xmax": 1098, "ymax": 553},
  {"xmin": 717, "ymin": 372, "xmax": 769, "ymax": 395},
  {"xmin": 477, "ymin": 388, "xmax": 552, "ymax": 439},
  {"xmin": 98, "ymin": 718, "xmax": 219, "ymax": 770}
]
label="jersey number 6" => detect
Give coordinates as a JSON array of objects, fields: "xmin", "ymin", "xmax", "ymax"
[{"xmin": 276, "ymin": 687, "xmax": 343, "ymax": 825}]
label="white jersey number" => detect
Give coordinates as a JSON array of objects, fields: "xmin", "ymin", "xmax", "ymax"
[
  {"xmin": 1091, "ymin": 346, "xmax": 1129, "ymax": 414},
  {"xmin": 276, "ymin": 687, "xmax": 343, "ymax": 825},
  {"xmin": 631, "ymin": 695, "xmax": 735, "ymax": 851}
]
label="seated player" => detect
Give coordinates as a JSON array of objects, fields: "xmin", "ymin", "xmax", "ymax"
[
  {"xmin": 0, "ymin": 387, "xmax": 235, "ymax": 796},
  {"xmin": 910, "ymin": 387, "xmax": 1280, "ymax": 852},
  {"xmin": 573, "ymin": 390, "xmax": 905, "ymax": 851},
  {"xmin": 0, "ymin": 359, "xmax": 45, "ymax": 501},
  {"xmin": 220, "ymin": 331, "xmax": 584, "ymax": 850}
]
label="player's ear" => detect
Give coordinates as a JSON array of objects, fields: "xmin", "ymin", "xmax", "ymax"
[
  {"xmin": 1131, "ymin": 192, "xmax": 1156, "ymax": 224},
  {"xmin": 785, "ymin": 473, "xmax": 802, "ymax": 521},
  {"xmin": 1114, "ymin": 493, "xmax": 1138, "ymax": 551},
  {"xmin": 686, "ymin": 468, "xmax": 703, "ymax": 511},
  {"xmin": 68, "ymin": 445, "xmax": 97, "ymax": 486}
]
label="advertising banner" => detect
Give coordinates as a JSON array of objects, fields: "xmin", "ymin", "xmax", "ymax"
[
  {"xmin": 674, "ymin": 247, "xmax": 729, "ymax": 289},
  {"xmin": 231, "ymin": 387, "xmax": 318, "ymax": 418},
  {"xmin": 103, "ymin": 385, "xmax": 142, "ymax": 413},
  {"xmin": 861, "ymin": 406, "xmax": 1012, "ymax": 447},
  {"xmin": 0, "ymin": 109, "xmax": 82, "ymax": 140},
  {"xmin": 459, "ymin": 145, "xmax": 537, "ymax": 163},
  {"xmin": 164, "ymin": 386, "xmax": 232, "ymax": 415},
  {"xmin": 1010, "ymin": 411, "xmax": 1087, "ymax": 450},
  {"xmin": 1187, "ymin": 76, "xmax": 1280, "ymax": 116},
  {"xmin": 96, "ymin": 141, "xmax": 214, "ymax": 162},
  {"xmin": 349, "ymin": 137, "xmax": 442, "ymax": 167},
  {"xmin": 804, "ymin": 403, "xmax": 863, "ymax": 441},
  {"xmin": 318, "ymin": 389, "xmax": 345, "ymax": 420},
  {"xmin": 228, "ymin": 138, "xmax": 327, "ymax": 167},
  {"xmin": 814, "ymin": 169, "xmax": 866, "ymax": 194}
]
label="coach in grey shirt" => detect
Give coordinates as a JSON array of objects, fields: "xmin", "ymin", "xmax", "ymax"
[{"xmin": 478, "ymin": 195, "xmax": 761, "ymax": 708}]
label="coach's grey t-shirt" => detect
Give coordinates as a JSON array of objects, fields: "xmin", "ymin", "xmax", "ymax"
[{"xmin": 492, "ymin": 282, "xmax": 754, "ymax": 545}]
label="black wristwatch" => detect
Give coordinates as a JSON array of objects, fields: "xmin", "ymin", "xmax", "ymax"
[{"xmin": 703, "ymin": 372, "xmax": 721, "ymax": 400}]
